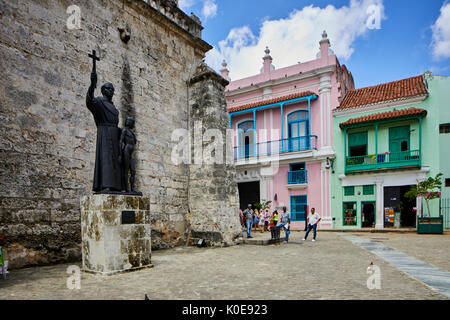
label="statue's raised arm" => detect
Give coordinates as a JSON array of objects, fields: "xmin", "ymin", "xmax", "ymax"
[{"xmin": 86, "ymin": 50, "xmax": 100, "ymax": 107}]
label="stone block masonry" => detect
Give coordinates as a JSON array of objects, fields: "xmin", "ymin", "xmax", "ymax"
[
  {"xmin": 188, "ymin": 63, "xmax": 242, "ymax": 245},
  {"xmin": 0, "ymin": 0, "xmax": 239, "ymax": 268}
]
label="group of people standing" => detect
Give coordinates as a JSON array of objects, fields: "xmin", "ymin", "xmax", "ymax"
[
  {"xmin": 239, "ymin": 205, "xmax": 279, "ymax": 236},
  {"xmin": 239, "ymin": 205, "xmax": 321, "ymax": 243}
]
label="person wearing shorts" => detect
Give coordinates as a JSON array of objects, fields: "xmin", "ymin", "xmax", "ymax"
[
  {"xmin": 258, "ymin": 211, "xmax": 265, "ymax": 233},
  {"xmin": 264, "ymin": 209, "xmax": 270, "ymax": 231},
  {"xmin": 253, "ymin": 209, "xmax": 259, "ymax": 232}
]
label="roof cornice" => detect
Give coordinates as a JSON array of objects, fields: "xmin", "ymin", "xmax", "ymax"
[
  {"xmin": 339, "ymin": 107, "xmax": 427, "ymax": 129},
  {"xmin": 132, "ymin": 0, "xmax": 212, "ymax": 55},
  {"xmin": 333, "ymin": 94, "xmax": 428, "ymax": 117},
  {"xmin": 225, "ymin": 65, "xmax": 335, "ymax": 98}
]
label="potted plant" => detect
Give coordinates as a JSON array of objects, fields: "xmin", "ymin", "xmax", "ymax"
[
  {"xmin": 253, "ymin": 200, "xmax": 272, "ymax": 212},
  {"xmin": 405, "ymin": 173, "xmax": 443, "ymax": 234}
]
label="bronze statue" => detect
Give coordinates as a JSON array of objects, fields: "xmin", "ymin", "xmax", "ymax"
[
  {"xmin": 119, "ymin": 117, "xmax": 141, "ymax": 195},
  {"xmin": 86, "ymin": 50, "xmax": 122, "ymax": 193}
]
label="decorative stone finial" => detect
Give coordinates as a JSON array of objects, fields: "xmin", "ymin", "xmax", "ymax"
[
  {"xmin": 319, "ymin": 30, "xmax": 330, "ymax": 46},
  {"xmin": 220, "ymin": 59, "xmax": 230, "ymax": 81},
  {"xmin": 263, "ymin": 46, "xmax": 273, "ymax": 61}
]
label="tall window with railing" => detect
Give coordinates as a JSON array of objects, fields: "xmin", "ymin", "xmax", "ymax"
[
  {"xmin": 287, "ymin": 110, "xmax": 309, "ymax": 152},
  {"xmin": 237, "ymin": 120, "xmax": 254, "ymax": 158}
]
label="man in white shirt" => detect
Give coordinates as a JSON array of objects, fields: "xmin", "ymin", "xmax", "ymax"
[{"xmin": 303, "ymin": 207, "xmax": 321, "ymax": 242}]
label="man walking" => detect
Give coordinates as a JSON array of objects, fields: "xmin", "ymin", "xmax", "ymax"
[
  {"xmin": 303, "ymin": 207, "xmax": 321, "ymax": 242},
  {"xmin": 278, "ymin": 206, "xmax": 291, "ymax": 243},
  {"xmin": 243, "ymin": 204, "xmax": 254, "ymax": 238}
]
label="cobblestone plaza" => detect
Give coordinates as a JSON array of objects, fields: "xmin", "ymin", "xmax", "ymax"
[{"xmin": 1, "ymin": 232, "xmax": 449, "ymax": 300}]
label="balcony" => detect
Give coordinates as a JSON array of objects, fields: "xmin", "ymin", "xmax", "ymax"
[
  {"xmin": 346, "ymin": 150, "xmax": 420, "ymax": 173},
  {"xmin": 288, "ymin": 170, "xmax": 307, "ymax": 184},
  {"xmin": 287, "ymin": 170, "xmax": 307, "ymax": 189},
  {"xmin": 234, "ymin": 135, "xmax": 318, "ymax": 160}
]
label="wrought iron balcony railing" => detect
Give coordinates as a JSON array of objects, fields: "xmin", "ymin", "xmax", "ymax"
[
  {"xmin": 345, "ymin": 150, "xmax": 420, "ymax": 172},
  {"xmin": 287, "ymin": 170, "xmax": 307, "ymax": 184},
  {"xmin": 234, "ymin": 135, "xmax": 318, "ymax": 160}
]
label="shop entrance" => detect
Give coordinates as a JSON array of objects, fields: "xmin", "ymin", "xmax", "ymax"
[
  {"xmin": 384, "ymin": 185, "xmax": 416, "ymax": 228},
  {"xmin": 362, "ymin": 202, "xmax": 375, "ymax": 228},
  {"xmin": 238, "ymin": 181, "xmax": 260, "ymax": 210}
]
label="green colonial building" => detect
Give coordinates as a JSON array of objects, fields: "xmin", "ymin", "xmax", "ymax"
[{"xmin": 331, "ymin": 72, "xmax": 450, "ymax": 230}]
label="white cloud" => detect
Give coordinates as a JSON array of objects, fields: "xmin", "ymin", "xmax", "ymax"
[
  {"xmin": 431, "ymin": 2, "xmax": 450, "ymax": 60},
  {"xmin": 178, "ymin": 0, "xmax": 217, "ymax": 20},
  {"xmin": 178, "ymin": 0, "xmax": 195, "ymax": 11},
  {"xmin": 206, "ymin": 0, "xmax": 385, "ymax": 80},
  {"xmin": 202, "ymin": 0, "xmax": 217, "ymax": 20}
]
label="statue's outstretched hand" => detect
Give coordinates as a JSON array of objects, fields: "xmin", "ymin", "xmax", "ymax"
[{"xmin": 90, "ymin": 72, "xmax": 97, "ymax": 88}]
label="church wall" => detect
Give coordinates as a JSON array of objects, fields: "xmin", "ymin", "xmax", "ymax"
[{"xmin": 0, "ymin": 0, "xmax": 211, "ymax": 268}]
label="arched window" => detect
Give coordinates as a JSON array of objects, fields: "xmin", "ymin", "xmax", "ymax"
[
  {"xmin": 288, "ymin": 110, "xmax": 308, "ymax": 122},
  {"xmin": 237, "ymin": 120, "xmax": 255, "ymax": 158},
  {"xmin": 238, "ymin": 120, "xmax": 254, "ymax": 133},
  {"xmin": 287, "ymin": 110, "xmax": 309, "ymax": 151}
]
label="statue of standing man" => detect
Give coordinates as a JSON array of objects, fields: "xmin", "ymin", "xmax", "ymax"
[{"xmin": 86, "ymin": 50, "xmax": 122, "ymax": 193}]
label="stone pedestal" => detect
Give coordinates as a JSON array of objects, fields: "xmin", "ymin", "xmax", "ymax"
[{"xmin": 80, "ymin": 194, "xmax": 152, "ymax": 275}]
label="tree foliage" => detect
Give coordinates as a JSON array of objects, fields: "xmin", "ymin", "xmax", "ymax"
[
  {"xmin": 405, "ymin": 173, "xmax": 443, "ymax": 216},
  {"xmin": 253, "ymin": 200, "xmax": 272, "ymax": 211}
]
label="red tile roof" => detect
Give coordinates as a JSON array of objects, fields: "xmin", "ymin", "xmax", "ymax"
[
  {"xmin": 340, "ymin": 107, "xmax": 427, "ymax": 128},
  {"xmin": 228, "ymin": 91, "xmax": 317, "ymax": 113},
  {"xmin": 339, "ymin": 75, "xmax": 427, "ymax": 109}
]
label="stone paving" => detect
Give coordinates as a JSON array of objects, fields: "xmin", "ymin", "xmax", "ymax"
[
  {"xmin": 348, "ymin": 232, "xmax": 450, "ymax": 273},
  {"xmin": 340, "ymin": 233, "xmax": 450, "ymax": 298},
  {"xmin": 0, "ymin": 232, "xmax": 448, "ymax": 300}
]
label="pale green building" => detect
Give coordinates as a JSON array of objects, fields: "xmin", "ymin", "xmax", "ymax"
[{"xmin": 331, "ymin": 72, "xmax": 450, "ymax": 229}]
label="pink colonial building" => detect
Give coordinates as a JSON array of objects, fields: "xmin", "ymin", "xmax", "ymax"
[{"xmin": 224, "ymin": 31, "xmax": 354, "ymax": 230}]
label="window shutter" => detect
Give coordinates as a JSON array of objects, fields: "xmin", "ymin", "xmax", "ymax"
[
  {"xmin": 348, "ymin": 132, "xmax": 368, "ymax": 147},
  {"xmin": 344, "ymin": 186, "xmax": 355, "ymax": 196}
]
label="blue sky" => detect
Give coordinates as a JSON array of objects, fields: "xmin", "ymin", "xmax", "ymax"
[{"xmin": 179, "ymin": 0, "xmax": 450, "ymax": 89}]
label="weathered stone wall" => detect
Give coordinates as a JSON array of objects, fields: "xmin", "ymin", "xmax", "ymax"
[
  {"xmin": 187, "ymin": 63, "xmax": 242, "ymax": 246},
  {"xmin": 0, "ymin": 0, "xmax": 213, "ymax": 268},
  {"xmin": 80, "ymin": 194, "xmax": 152, "ymax": 275}
]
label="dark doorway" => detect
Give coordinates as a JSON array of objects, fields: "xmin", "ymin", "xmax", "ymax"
[
  {"xmin": 384, "ymin": 185, "xmax": 416, "ymax": 228},
  {"xmin": 238, "ymin": 181, "xmax": 260, "ymax": 210},
  {"xmin": 245, "ymin": 136, "xmax": 250, "ymax": 158},
  {"xmin": 400, "ymin": 185, "xmax": 416, "ymax": 227},
  {"xmin": 362, "ymin": 202, "xmax": 375, "ymax": 228}
]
